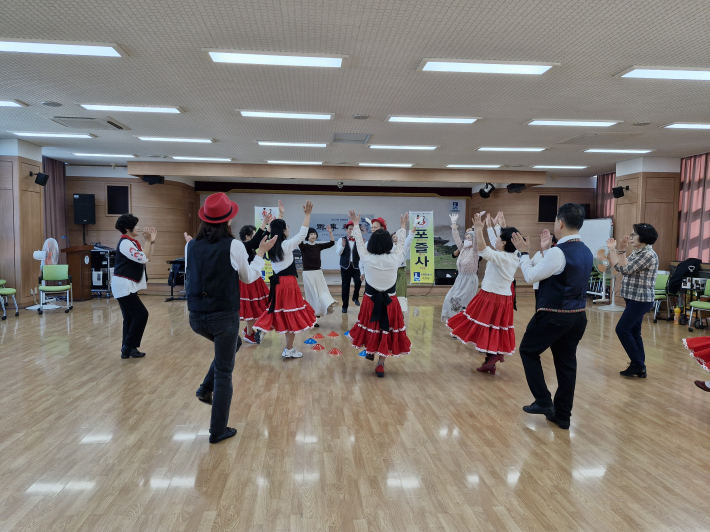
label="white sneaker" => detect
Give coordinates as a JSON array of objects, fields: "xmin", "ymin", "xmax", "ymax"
[
  {"xmin": 290, "ymin": 349, "xmax": 303, "ymax": 358},
  {"xmin": 282, "ymin": 348, "xmax": 292, "ymax": 358}
]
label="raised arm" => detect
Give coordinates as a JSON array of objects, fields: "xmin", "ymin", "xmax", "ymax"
[
  {"xmin": 391, "ymin": 213, "xmax": 409, "ymax": 260},
  {"xmin": 281, "ymin": 201, "xmax": 313, "ymax": 253},
  {"xmin": 141, "ymin": 227, "xmax": 157, "ymax": 260},
  {"xmin": 348, "ymin": 209, "xmax": 369, "ymax": 259},
  {"xmin": 277, "ymin": 199, "xmax": 285, "ymax": 220},
  {"xmin": 473, "ymin": 214, "xmax": 486, "ymax": 253},
  {"xmin": 450, "ymin": 213, "xmax": 463, "ymax": 248}
]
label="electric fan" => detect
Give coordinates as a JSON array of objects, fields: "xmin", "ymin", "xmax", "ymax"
[
  {"xmin": 591, "ymin": 247, "xmax": 624, "ymax": 311},
  {"xmin": 26, "ymin": 238, "xmax": 62, "ymax": 310}
]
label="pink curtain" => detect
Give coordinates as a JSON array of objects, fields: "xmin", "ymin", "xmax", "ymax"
[
  {"xmin": 595, "ymin": 172, "xmax": 615, "ymax": 218},
  {"xmin": 42, "ymin": 156, "xmax": 69, "ymax": 262},
  {"xmin": 678, "ymin": 153, "xmax": 710, "ymax": 262}
]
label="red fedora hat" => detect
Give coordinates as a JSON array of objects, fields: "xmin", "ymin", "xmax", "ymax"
[
  {"xmin": 371, "ymin": 217, "xmax": 387, "ymax": 230},
  {"xmin": 199, "ymin": 192, "xmax": 239, "ymax": 223}
]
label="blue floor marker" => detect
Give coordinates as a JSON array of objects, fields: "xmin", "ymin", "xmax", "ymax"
[
  {"xmin": 304, "ymin": 338, "xmax": 318, "ymax": 345},
  {"xmin": 358, "ymin": 350, "xmax": 367, "ymax": 357}
]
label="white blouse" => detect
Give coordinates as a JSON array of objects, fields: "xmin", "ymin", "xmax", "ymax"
[
  {"xmin": 397, "ymin": 231, "xmax": 415, "ymax": 268},
  {"xmin": 271, "ymin": 225, "xmax": 308, "ymax": 273},
  {"xmin": 353, "ymin": 226, "xmax": 406, "ymax": 291},
  {"xmin": 111, "ymin": 238, "xmax": 148, "ymax": 299},
  {"xmin": 479, "ymin": 245, "xmax": 519, "ymax": 296}
]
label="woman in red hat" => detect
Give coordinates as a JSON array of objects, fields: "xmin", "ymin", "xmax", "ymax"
[
  {"xmin": 253, "ymin": 201, "xmax": 318, "ymax": 358},
  {"xmin": 185, "ymin": 192, "xmax": 275, "ymax": 444}
]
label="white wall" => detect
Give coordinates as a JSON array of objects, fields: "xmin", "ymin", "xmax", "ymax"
[
  {"xmin": 616, "ymin": 156, "xmax": 681, "ymax": 176},
  {"xmin": 0, "ymin": 139, "xmax": 42, "ymax": 160}
]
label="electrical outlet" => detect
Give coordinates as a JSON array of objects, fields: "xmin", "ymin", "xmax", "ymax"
[{"xmin": 30, "ymin": 289, "xmax": 34, "ymax": 296}]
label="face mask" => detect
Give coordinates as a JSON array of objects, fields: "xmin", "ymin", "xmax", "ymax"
[{"xmin": 463, "ymin": 240, "xmax": 473, "ymax": 248}]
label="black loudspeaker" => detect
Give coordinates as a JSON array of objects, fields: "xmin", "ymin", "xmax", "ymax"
[
  {"xmin": 612, "ymin": 186, "xmax": 628, "ymax": 198},
  {"xmin": 434, "ymin": 269, "xmax": 458, "ymax": 286},
  {"xmin": 142, "ymin": 175, "xmax": 165, "ymax": 185},
  {"xmin": 30, "ymin": 172, "xmax": 49, "ymax": 186},
  {"xmin": 73, "ymin": 194, "xmax": 96, "ymax": 225}
]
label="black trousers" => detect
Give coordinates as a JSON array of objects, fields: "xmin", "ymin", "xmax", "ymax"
[
  {"xmin": 341, "ymin": 265, "xmax": 361, "ymax": 309},
  {"xmin": 616, "ymin": 298, "xmax": 653, "ymax": 366},
  {"xmin": 116, "ymin": 292, "xmax": 149, "ymax": 349},
  {"xmin": 519, "ymin": 311, "xmax": 588, "ymax": 422},
  {"xmin": 189, "ymin": 311, "xmax": 241, "ymax": 437}
]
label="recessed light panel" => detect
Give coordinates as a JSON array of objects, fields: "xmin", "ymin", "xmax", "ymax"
[
  {"xmin": 478, "ymin": 147, "xmax": 546, "ymax": 152},
  {"xmin": 664, "ymin": 123, "xmax": 710, "ymax": 129},
  {"xmin": 528, "ymin": 119, "xmax": 619, "ymax": 127},
  {"xmin": 584, "ymin": 149, "xmax": 653, "ymax": 154},
  {"xmin": 80, "ymin": 104, "xmax": 180, "ymax": 113},
  {"xmin": 266, "ymin": 161, "xmax": 323, "ymax": 165},
  {"xmin": 533, "ymin": 165, "xmax": 588, "ymax": 169},
  {"xmin": 13, "ymin": 132, "xmax": 95, "ymax": 138},
  {"xmin": 359, "ymin": 163, "xmax": 413, "ymax": 167},
  {"xmin": 240, "ymin": 111, "xmax": 332, "ymax": 120},
  {"xmin": 621, "ymin": 66, "xmax": 710, "ymax": 81},
  {"xmin": 0, "ymin": 39, "xmax": 124, "ymax": 57},
  {"xmin": 388, "ymin": 116, "xmax": 478, "ymax": 124},
  {"xmin": 73, "ymin": 153, "xmax": 135, "ymax": 157},
  {"xmin": 420, "ymin": 59, "xmax": 556, "ymax": 75},
  {"xmin": 447, "ymin": 164, "xmax": 501, "ymax": 168},
  {"xmin": 0, "ymin": 100, "xmax": 27, "ymax": 107},
  {"xmin": 208, "ymin": 50, "xmax": 343, "ymax": 68},
  {"xmin": 172, "ymin": 156, "xmax": 232, "ymax": 161},
  {"xmin": 369, "ymin": 145, "xmax": 437, "ymax": 150},
  {"xmin": 258, "ymin": 141, "xmax": 327, "ymax": 147},
  {"xmin": 137, "ymin": 137, "xmax": 212, "ymax": 143}
]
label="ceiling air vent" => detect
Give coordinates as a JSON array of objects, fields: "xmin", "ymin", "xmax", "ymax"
[
  {"xmin": 50, "ymin": 116, "xmax": 131, "ymax": 131},
  {"xmin": 333, "ymin": 132, "xmax": 371, "ymax": 144}
]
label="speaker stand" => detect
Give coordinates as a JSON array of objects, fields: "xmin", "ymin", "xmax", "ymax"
[{"xmin": 83, "ymin": 224, "xmax": 87, "ymax": 245}]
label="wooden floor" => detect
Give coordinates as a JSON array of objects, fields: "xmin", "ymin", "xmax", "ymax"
[{"xmin": 1, "ymin": 294, "xmax": 710, "ymax": 532}]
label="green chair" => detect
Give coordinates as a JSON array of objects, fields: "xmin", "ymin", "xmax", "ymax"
[
  {"xmin": 38, "ymin": 265, "xmax": 73, "ymax": 315},
  {"xmin": 0, "ymin": 285, "xmax": 18, "ymax": 320},
  {"xmin": 652, "ymin": 274, "xmax": 669, "ymax": 323},
  {"xmin": 688, "ymin": 281, "xmax": 710, "ymax": 332}
]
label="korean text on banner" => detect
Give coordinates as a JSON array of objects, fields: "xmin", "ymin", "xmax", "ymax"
[
  {"xmin": 255, "ymin": 206, "xmax": 278, "ymax": 281},
  {"xmin": 410, "ymin": 211, "xmax": 434, "ymax": 284}
]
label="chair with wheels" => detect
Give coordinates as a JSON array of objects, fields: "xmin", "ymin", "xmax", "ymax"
[
  {"xmin": 652, "ymin": 274, "xmax": 669, "ymax": 323},
  {"xmin": 0, "ymin": 284, "xmax": 19, "ymax": 320},
  {"xmin": 38, "ymin": 265, "xmax": 73, "ymax": 315},
  {"xmin": 688, "ymin": 281, "xmax": 710, "ymax": 332}
]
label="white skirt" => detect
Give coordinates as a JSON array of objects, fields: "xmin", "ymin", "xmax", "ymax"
[
  {"xmin": 441, "ymin": 272, "xmax": 479, "ymax": 322},
  {"xmin": 302, "ymin": 269, "xmax": 337, "ymax": 317}
]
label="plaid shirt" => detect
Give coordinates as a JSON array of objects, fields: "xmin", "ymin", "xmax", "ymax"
[{"xmin": 614, "ymin": 245, "xmax": 659, "ymax": 302}]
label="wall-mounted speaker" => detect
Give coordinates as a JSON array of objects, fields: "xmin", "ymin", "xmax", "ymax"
[
  {"xmin": 30, "ymin": 172, "xmax": 49, "ymax": 186},
  {"xmin": 612, "ymin": 186, "xmax": 629, "ymax": 198}
]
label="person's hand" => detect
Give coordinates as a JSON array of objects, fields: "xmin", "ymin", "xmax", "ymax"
[
  {"xmin": 149, "ymin": 227, "xmax": 157, "ymax": 242},
  {"xmin": 348, "ymin": 209, "xmax": 360, "ymax": 223},
  {"xmin": 473, "ymin": 213, "xmax": 484, "ymax": 232},
  {"xmin": 498, "ymin": 212, "xmax": 506, "ymax": 228},
  {"xmin": 511, "ymin": 232, "xmax": 530, "ymax": 253},
  {"xmin": 607, "ymin": 238, "xmax": 617, "ymax": 251},
  {"xmin": 143, "ymin": 226, "xmax": 151, "ymax": 239},
  {"xmin": 449, "ymin": 213, "xmax": 459, "ymax": 225},
  {"xmin": 325, "ymin": 225, "xmax": 333, "ymax": 235},
  {"xmin": 278, "ymin": 199, "xmax": 285, "ymax": 218},
  {"xmin": 184, "ymin": 232, "xmax": 192, "ymax": 243},
  {"xmin": 360, "ymin": 274, "xmax": 365, "ymax": 282},
  {"xmin": 302, "ymin": 200, "xmax": 313, "ymax": 215},
  {"xmin": 618, "ymin": 235, "xmax": 630, "ymax": 252},
  {"xmin": 485, "ymin": 213, "xmax": 492, "ymax": 228},
  {"xmin": 401, "ymin": 212, "xmax": 409, "ymax": 229},
  {"xmin": 540, "ymin": 229, "xmax": 552, "ymax": 251},
  {"xmin": 257, "ymin": 235, "xmax": 277, "ymax": 255}
]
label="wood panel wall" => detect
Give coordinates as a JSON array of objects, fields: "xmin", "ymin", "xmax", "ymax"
[
  {"xmin": 65, "ymin": 177, "xmax": 198, "ymax": 278},
  {"xmin": 468, "ymin": 186, "xmax": 596, "ymax": 287},
  {"xmin": 614, "ymin": 171, "xmax": 681, "ymax": 270},
  {"xmin": 0, "ymin": 156, "xmax": 44, "ymax": 305}
]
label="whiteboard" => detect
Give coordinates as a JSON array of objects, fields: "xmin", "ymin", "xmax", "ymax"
[{"xmin": 579, "ymin": 218, "xmax": 613, "ymax": 256}]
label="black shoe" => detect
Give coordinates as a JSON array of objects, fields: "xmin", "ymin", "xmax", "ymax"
[
  {"xmin": 353, "ymin": 299, "xmax": 360, "ymax": 306},
  {"xmin": 196, "ymin": 385, "xmax": 213, "ymax": 405},
  {"xmin": 209, "ymin": 427, "xmax": 237, "ymax": 444},
  {"xmin": 314, "ymin": 323, "xmax": 320, "ymax": 328},
  {"xmin": 342, "ymin": 307, "xmax": 348, "ymax": 313},
  {"xmin": 620, "ymin": 364, "xmax": 647, "ymax": 378},
  {"xmin": 522, "ymin": 403, "xmax": 555, "ymax": 416},
  {"xmin": 121, "ymin": 346, "xmax": 146, "ymax": 359},
  {"xmin": 545, "ymin": 413, "xmax": 570, "ymax": 430},
  {"xmin": 365, "ymin": 353, "xmax": 375, "ymax": 361}
]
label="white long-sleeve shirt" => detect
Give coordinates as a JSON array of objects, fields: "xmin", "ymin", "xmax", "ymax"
[
  {"xmin": 270, "ymin": 225, "xmax": 308, "ymax": 273},
  {"xmin": 336, "ymin": 235, "xmax": 365, "ymax": 274},
  {"xmin": 184, "ymin": 239, "xmax": 265, "ymax": 284},
  {"xmin": 479, "ymin": 245, "xmax": 519, "ymax": 296},
  {"xmin": 397, "ymin": 231, "xmax": 415, "ymax": 268},
  {"xmin": 518, "ymin": 235, "xmax": 580, "ymax": 284},
  {"xmin": 353, "ymin": 226, "xmax": 406, "ymax": 291},
  {"xmin": 111, "ymin": 239, "xmax": 149, "ymax": 298}
]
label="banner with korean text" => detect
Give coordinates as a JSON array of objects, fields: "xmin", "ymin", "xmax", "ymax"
[
  {"xmin": 255, "ymin": 206, "xmax": 279, "ymax": 281},
  {"xmin": 410, "ymin": 211, "xmax": 434, "ymax": 284}
]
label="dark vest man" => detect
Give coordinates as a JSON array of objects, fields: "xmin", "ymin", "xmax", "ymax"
[{"xmin": 337, "ymin": 221, "xmax": 362, "ymax": 312}]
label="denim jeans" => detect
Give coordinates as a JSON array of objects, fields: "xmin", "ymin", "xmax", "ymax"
[
  {"xmin": 616, "ymin": 299, "xmax": 654, "ymax": 366},
  {"xmin": 189, "ymin": 311, "xmax": 241, "ymax": 437}
]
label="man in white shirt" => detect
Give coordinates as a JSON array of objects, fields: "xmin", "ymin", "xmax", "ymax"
[{"xmin": 336, "ymin": 221, "xmax": 363, "ymax": 313}]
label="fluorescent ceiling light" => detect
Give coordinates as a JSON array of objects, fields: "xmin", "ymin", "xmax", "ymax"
[
  {"xmin": 208, "ymin": 50, "xmax": 343, "ymax": 68},
  {"xmin": 665, "ymin": 123, "xmax": 710, "ymax": 129},
  {"xmin": 359, "ymin": 163, "xmax": 413, "ymax": 167},
  {"xmin": 447, "ymin": 164, "xmax": 501, "ymax": 168},
  {"xmin": 369, "ymin": 145, "xmax": 437, "ymax": 150},
  {"xmin": 266, "ymin": 160, "xmax": 323, "ymax": 165},
  {"xmin": 528, "ymin": 119, "xmax": 620, "ymax": 127},
  {"xmin": 73, "ymin": 153, "xmax": 135, "ymax": 157},
  {"xmin": 0, "ymin": 99, "xmax": 27, "ymax": 107},
  {"xmin": 258, "ymin": 141, "xmax": 327, "ymax": 147},
  {"xmin": 80, "ymin": 104, "xmax": 180, "ymax": 113},
  {"xmin": 240, "ymin": 111, "xmax": 332, "ymax": 120},
  {"xmin": 388, "ymin": 116, "xmax": 478, "ymax": 124},
  {"xmin": 533, "ymin": 165, "xmax": 589, "ymax": 169},
  {"xmin": 621, "ymin": 66, "xmax": 710, "ymax": 81},
  {"xmin": 137, "ymin": 137, "xmax": 212, "ymax": 143},
  {"xmin": 13, "ymin": 132, "xmax": 95, "ymax": 138},
  {"xmin": 420, "ymin": 59, "xmax": 556, "ymax": 75},
  {"xmin": 584, "ymin": 149, "xmax": 653, "ymax": 154},
  {"xmin": 478, "ymin": 147, "xmax": 546, "ymax": 152},
  {"xmin": 0, "ymin": 39, "xmax": 124, "ymax": 57},
  {"xmin": 172, "ymin": 156, "xmax": 232, "ymax": 161}
]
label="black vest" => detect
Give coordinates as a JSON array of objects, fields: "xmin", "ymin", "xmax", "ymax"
[
  {"xmin": 113, "ymin": 236, "xmax": 146, "ymax": 283},
  {"xmin": 536, "ymin": 240, "xmax": 593, "ymax": 311},
  {"xmin": 186, "ymin": 237, "xmax": 241, "ymax": 313},
  {"xmin": 340, "ymin": 239, "xmax": 360, "ymax": 269}
]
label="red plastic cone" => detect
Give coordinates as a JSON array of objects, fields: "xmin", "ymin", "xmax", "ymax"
[
  {"xmin": 311, "ymin": 343, "xmax": 325, "ymax": 351},
  {"xmin": 312, "ymin": 333, "xmax": 326, "ymax": 339},
  {"xmin": 328, "ymin": 348, "xmax": 342, "ymax": 356},
  {"xmin": 327, "ymin": 331, "xmax": 339, "ymax": 338}
]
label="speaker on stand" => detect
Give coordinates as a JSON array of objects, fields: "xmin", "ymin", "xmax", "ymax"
[{"xmin": 73, "ymin": 194, "xmax": 96, "ymax": 245}]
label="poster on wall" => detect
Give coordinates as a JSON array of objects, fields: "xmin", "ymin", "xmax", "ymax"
[
  {"xmin": 310, "ymin": 213, "xmax": 374, "ymax": 241},
  {"xmin": 410, "ymin": 211, "xmax": 434, "ymax": 284},
  {"xmin": 255, "ymin": 206, "xmax": 279, "ymax": 281}
]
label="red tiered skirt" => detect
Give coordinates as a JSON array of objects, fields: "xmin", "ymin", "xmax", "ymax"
[
  {"xmin": 349, "ymin": 293, "xmax": 411, "ymax": 357},
  {"xmin": 253, "ymin": 275, "xmax": 317, "ymax": 334},
  {"xmin": 683, "ymin": 337, "xmax": 710, "ymax": 372},
  {"xmin": 447, "ymin": 289, "xmax": 516, "ymax": 355},
  {"xmin": 239, "ymin": 277, "xmax": 269, "ymax": 321}
]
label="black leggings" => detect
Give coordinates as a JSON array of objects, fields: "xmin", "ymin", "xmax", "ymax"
[{"xmin": 117, "ymin": 292, "xmax": 149, "ymax": 349}]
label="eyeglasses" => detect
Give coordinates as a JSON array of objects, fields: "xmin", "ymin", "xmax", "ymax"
[{"xmin": 630, "ymin": 233, "xmax": 638, "ymax": 237}]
